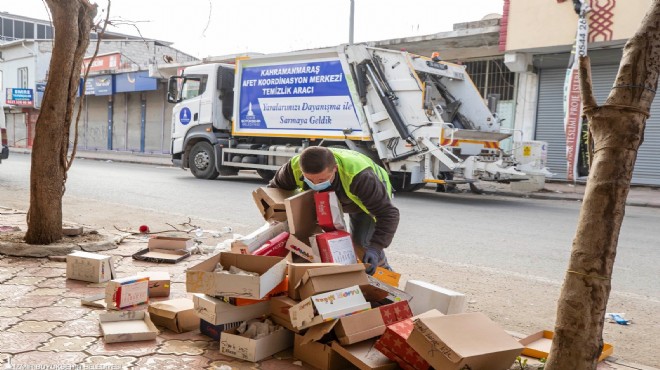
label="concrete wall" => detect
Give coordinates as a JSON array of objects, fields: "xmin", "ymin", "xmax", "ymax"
[
  {"xmin": 84, "ymin": 40, "xmax": 197, "ymax": 68},
  {"xmin": 505, "ymin": 0, "xmax": 652, "ymax": 51}
]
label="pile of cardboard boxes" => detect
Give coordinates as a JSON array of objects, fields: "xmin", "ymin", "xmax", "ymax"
[{"xmin": 65, "ymin": 187, "xmax": 613, "ymax": 369}]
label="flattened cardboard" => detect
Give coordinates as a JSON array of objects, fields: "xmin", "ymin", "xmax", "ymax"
[
  {"xmin": 200, "ymin": 319, "xmax": 242, "ymax": 341},
  {"xmin": 148, "ymin": 298, "xmax": 199, "ymax": 333},
  {"xmin": 136, "ymin": 271, "xmax": 171, "ymax": 297},
  {"xmin": 404, "ymin": 279, "xmax": 466, "ymax": 315},
  {"xmin": 105, "ymin": 276, "xmax": 150, "ymax": 309},
  {"xmin": 220, "ymin": 323, "xmax": 294, "ymax": 362},
  {"xmin": 294, "ymin": 333, "xmax": 353, "ymax": 370},
  {"xmin": 519, "ymin": 330, "xmax": 613, "ymax": 362},
  {"xmin": 66, "ymin": 251, "xmax": 116, "ymax": 283},
  {"xmin": 253, "ymin": 187, "xmax": 297, "ymax": 222},
  {"xmin": 374, "ymin": 309, "xmax": 443, "ymax": 370},
  {"xmin": 407, "ymin": 312, "xmax": 523, "ymax": 370},
  {"xmin": 285, "ymin": 190, "xmax": 316, "ymax": 236},
  {"xmin": 331, "ymin": 339, "xmax": 398, "ymax": 370},
  {"xmin": 297, "ymin": 264, "xmax": 369, "ymax": 301},
  {"xmin": 99, "ymin": 311, "xmax": 158, "ymax": 343},
  {"xmin": 232, "ymin": 222, "xmax": 289, "ymax": 255},
  {"xmin": 192, "ymin": 293, "xmax": 270, "ymax": 325},
  {"xmin": 132, "ymin": 236, "xmax": 192, "ymax": 263},
  {"xmin": 287, "ymin": 262, "xmax": 339, "ymax": 300},
  {"xmin": 186, "ymin": 252, "xmax": 287, "ymax": 299},
  {"xmin": 314, "ymin": 230, "xmax": 357, "ymax": 265},
  {"xmin": 81, "ymin": 294, "xmax": 107, "ymax": 309}
]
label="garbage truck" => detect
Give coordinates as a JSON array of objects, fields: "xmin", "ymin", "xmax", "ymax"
[{"xmin": 167, "ymin": 44, "xmax": 540, "ymax": 191}]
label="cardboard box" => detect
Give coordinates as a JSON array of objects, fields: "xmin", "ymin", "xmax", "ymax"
[
  {"xmin": 66, "ymin": 251, "xmax": 116, "ymax": 283},
  {"xmin": 136, "ymin": 271, "xmax": 171, "ymax": 297},
  {"xmin": 287, "ymin": 262, "xmax": 339, "ymax": 300},
  {"xmin": 313, "ymin": 230, "xmax": 357, "ymax": 265},
  {"xmin": 294, "ymin": 333, "xmax": 353, "ymax": 370},
  {"xmin": 219, "ymin": 320, "xmax": 294, "ymax": 362},
  {"xmin": 373, "ymin": 267, "xmax": 401, "ymax": 287},
  {"xmin": 519, "ymin": 330, "xmax": 613, "ymax": 362},
  {"xmin": 285, "ymin": 190, "xmax": 317, "ymax": 236},
  {"xmin": 99, "ymin": 311, "xmax": 158, "ymax": 343},
  {"xmin": 132, "ymin": 236, "xmax": 192, "ymax": 263},
  {"xmin": 192, "ymin": 293, "xmax": 270, "ymax": 325},
  {"xmin": 314, "ymin": 191, "xmax": 346, "ymax": 231},
  {"xmin": 334, "ymin": 300, "xmax": 413, "ymax": 345},
  {"xmin": 407, "ymin": 312, "xmax": 524, "ymax": 370},
  {"xmin": 374, "ymin": 309, "xmax": 443, "ymax": 370},
  {"xmin": 232, "ymin": 222, "xmax": 289, "ymax": 255},
  {"xmin": 253, "ymin": 231, "xmax": 290, "ymax": 257},
  {"xmin": 105, "ymin": 276, "xmax": 150, "ymax": 309},
  {"xmin": 148, "ymin": 298, "xmax": 199, "ymax": 333},
  {"xmin": 253, "ymin": 187, "xmax": 297, "ymax": 222},
  {"xmin": 289, "ymin": 285, "xmax": 371, "ymax": 330},
  {"xmin": 217, "ymin": 276, "xmax": 288, "ymax": 306},
  {"xmin": 186, "ymin": 252, "xmax": 287, "ymax": 299},
  {"xmin": 297, "ymin": 264, "xmax": 369, "ymax": 301},
  {"xmin": 269, "ymin": 296, "xmax": 300, "ymax": 333},
  {"xmin": 404, "ymin": 280, "xmax": 466, "ymax": 315},
  {"xmin": 199, "ymin": 319, "xmax": 242, "ymax": 341},
  {"xmin": 331, "ymin": 339, "xmax": 398, "ymax": 370},
  {"xmin": 367, "ymin": 275, "xmax": 412, "ymax": 303},
  {"xmin": 286, "ymin": 233, "xmax": 322, "ymax": 262},
  {"xmin": 81, "ymin": 294, "xmax": 107, "ymax": 309}
]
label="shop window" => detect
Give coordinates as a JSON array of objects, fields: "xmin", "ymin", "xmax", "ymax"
[{"xmin": 463, "ymin": 59, "xmax": 516, "ymax": 101}]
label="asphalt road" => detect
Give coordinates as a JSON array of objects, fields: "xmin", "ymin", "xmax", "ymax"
[{"xmin": 2, "ymin": 153, "xmax": 659, "ymax": 300}]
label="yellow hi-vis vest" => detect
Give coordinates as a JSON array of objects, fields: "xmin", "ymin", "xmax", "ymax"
[{"xmin": 290, "ymin": 148, "xmax": 392, "ymax": 216}]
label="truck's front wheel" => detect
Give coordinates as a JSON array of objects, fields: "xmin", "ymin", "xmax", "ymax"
[{"xmin": 189, "ymin": 142, "xmax": 220, "ymax": 180}]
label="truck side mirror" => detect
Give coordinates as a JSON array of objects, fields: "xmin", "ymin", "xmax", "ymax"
[
  {"xmin": 167, "ymin": 76, "xmax": 181, "ymax": 103},
  {"xmin": 217, "ymin": 67, "xmax": 235, "ymax": 120}
]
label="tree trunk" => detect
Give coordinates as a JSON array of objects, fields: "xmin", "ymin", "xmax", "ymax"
[
  {"xmin": 25, "ymin": 0, "xmax": 96, "ymax": 244},
  {"xmin": 546, "ymin": 1, "xmax": 660, "ymax": 369}
]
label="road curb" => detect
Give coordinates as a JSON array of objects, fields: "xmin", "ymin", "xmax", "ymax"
[{"xmin": 482, "ymin": 190, "xmax": 660, "ymax": 209}]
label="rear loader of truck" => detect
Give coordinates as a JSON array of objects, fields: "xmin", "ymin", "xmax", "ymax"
[{"xmin": 168, "ymin": 44, "xmax": 544, "ymax": 191}]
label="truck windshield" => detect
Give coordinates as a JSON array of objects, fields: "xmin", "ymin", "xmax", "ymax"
[{"xmin": 181, "ymin": 74, "xmax": 208, "ymax": 101}]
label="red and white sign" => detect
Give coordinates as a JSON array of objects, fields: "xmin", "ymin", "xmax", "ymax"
[{"xmin": 81, "ymin": 52, "xmax": 121, "ymax": 74}]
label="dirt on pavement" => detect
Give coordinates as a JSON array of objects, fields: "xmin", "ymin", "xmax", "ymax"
[{"xmin": 0, "ymin": 186, "xmax": 658, "ymax": 368}]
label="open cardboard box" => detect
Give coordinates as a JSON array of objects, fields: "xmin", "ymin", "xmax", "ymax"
[
  {"xmin": 367, "ymin": 275, "xmax": 412, "ymax": 303},
  {"xmin": 186, "ymin": 252, "xmax": 287, "ymax": 299},
  {"xmin": 252, "ymin": 187, "xmax": 297, "ymax": 222},
  {"xmin": 297, "ymin": 263, "xmax": 369, "ymax": 300},
  {"xmin": 232, "ymin": 221, "xmax": 289, "ymax": 255},
  {"xmin": 66, "ymin": 251, "xmax": 116, "ymax": 283},
  {"xmin": 287, "ymin": 262, "xmax": 339, "ymax": 300},
  {"xmin": 132, "ymin": 236, "xmax": 192, "ymax": 263},
  {"xmin": 333, "ymin": 300, "xmax": 413, "ymax": 346},
  {"xmin": 148, "ymin": 298, "xmax": 199, "ymax": 333},
  {"xmin": 519, "ymin": 330, "xmax": 613, "ymax": 362},
  {"xmin": 407, "ymin": 312, "xmax": 524, "ymax": 370},
  {"xmin": 331, "ymin": 339, "xmax": 398, "ymax": 370},
  {"xmin": 200, "ymin": 319, "xmax": 242, "ymax": 341},
  {"xmin": 294, "ymin": 333, "xmax": 353, "ymax": 370},
  {"xmin": 99, "ymin": 311, "xmax": 158, "ymax": 343},
  {"xmin": 284, "ymin": 190, "xmax": 325, "ymax": 262},
  {"xmin": 219, "ymin": 318, "xmax": 294, "ymax": 362},
  {"xmin": 192, "ymin": 293, "xmax": 270, "ymax": 325}
]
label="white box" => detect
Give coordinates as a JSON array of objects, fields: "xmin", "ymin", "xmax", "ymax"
[
  {"xmin": 99, "ymin": 311, "xmax": 158, "ymax": 343},
  {"xmin": 66, "ymin": 251, "xmax": 115, "ymax": 283},
  {"xmin": 404, "ymin": 280, "xmax": 466, "ymax": 315}
]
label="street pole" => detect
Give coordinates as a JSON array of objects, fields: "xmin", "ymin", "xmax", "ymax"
[{"xmin": 349, "ymin": 0, "xmax": 355, "ymax": 45}]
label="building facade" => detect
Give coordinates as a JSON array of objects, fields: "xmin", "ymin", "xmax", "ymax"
[{"xmin": 0, "ymin": 12, "xmax": 198, "ymax": 153}]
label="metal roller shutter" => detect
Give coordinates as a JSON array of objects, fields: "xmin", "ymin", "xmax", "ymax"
[{"xmin": 535, "ymin": 63, "xmax": 660, "ymax": 185}]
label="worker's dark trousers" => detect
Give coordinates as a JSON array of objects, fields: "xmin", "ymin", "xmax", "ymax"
[{"xmin": 349, "ymin": 212, "xmax": 391, "ymax": 270}]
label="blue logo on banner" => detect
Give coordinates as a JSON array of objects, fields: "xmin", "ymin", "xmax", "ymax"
[{"xmin": 180, "ymin": 108, "xmax": 192, "ymax": 125}]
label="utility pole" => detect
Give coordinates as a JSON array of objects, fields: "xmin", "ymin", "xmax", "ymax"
[{"xmin": 349, "ymin": 0, "xmax": 355, "ymax": 45}]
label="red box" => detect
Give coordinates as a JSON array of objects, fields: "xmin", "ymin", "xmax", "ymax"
[
  {"xmin": 379, "ymin": 300, "xmax": 413, "ymax": 325},
  {"xmin": 253, "ymin": 232, "xmax": 290, "ymax": 257},
  {"xmin": 375, "ymin": 318, "xmax": 431, "ymax": 370},
  {"xmin": 315, "ymin": 230, "xmax": 357, "ymax": 265},
  {"xmin": 314, "ymin": 191, "xmax": 346, "ymax": 231}
]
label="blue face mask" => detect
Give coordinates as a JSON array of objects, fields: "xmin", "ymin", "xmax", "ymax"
[{"xmin": 304, "ymin": 176, "xmax": 332, "ymax": 191}]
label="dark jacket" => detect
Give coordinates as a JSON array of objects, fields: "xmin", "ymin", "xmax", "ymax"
[{"xmin": 269, "ymin": 161, "xmax": 400, "ymax": 249}]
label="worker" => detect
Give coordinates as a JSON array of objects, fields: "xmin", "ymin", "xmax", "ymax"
[{"xmin": 269, "ymin": 146, "xmax": 400, "ymax": 275}]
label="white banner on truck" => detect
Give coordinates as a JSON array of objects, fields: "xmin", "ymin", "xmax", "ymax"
[{"xmin": 234, "ymin": 59, "xmax": 363, "ymax": 137}]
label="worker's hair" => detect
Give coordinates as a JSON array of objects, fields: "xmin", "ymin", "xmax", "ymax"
[{"xmin": 299, "ymin": 147, "xmax": 336, "ymax": 174}]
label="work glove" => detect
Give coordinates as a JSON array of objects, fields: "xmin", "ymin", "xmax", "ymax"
[{"xmin": 362, "ymin": 246, "xmax": 386, "ymax": 275}]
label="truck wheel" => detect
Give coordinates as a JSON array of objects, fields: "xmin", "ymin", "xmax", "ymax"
[
  {"xmin": 256, "ymin": 170, "xmax": 276, "ymax": 181},
  {"xmin": 390, "ymin": 173, "xmax": 426, "ymax": 192},
  {"xmin": 189, "ymin": 142, "xmax": 220, "ymax": 180}
]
